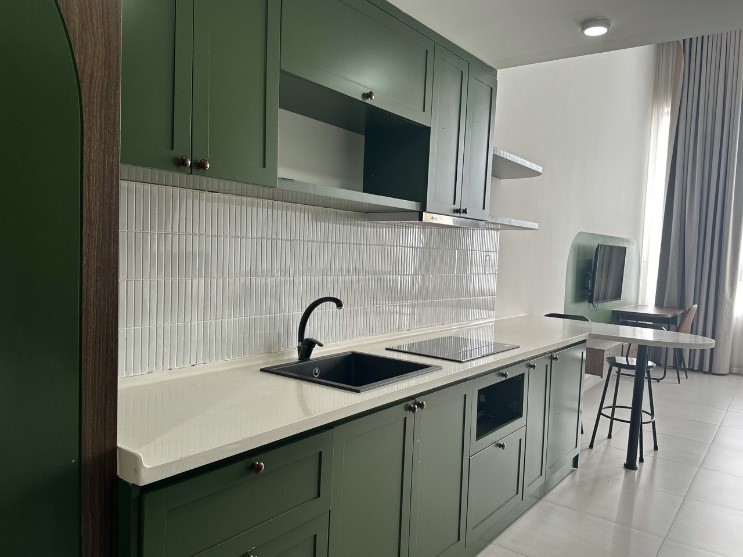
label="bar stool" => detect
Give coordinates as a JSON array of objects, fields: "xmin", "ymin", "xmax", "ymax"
[{"xmin": 588, "ymin": 326, "xmax": 660, "ymax": 460}]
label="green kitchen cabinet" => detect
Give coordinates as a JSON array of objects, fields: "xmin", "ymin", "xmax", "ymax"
[
  {"xmin": 466, "ymin": 427, "xmax": 526, "ymax": 542},
  {"xmin": 195, "ymin": 513, "xmax": 329, "ymax": 557},
  {"xmin": 461, "ymin": 65, "xmax": 497, "ymax": 219},
  {"xmin": 523, "ymin": 356, "xmax": 551, "ymax": 500},
  {"xmin": 281, "ymin": 0, "xmax": 434, "ymax": 126},
  {"xmin": 140, "ymin": 430, "xmax": 333, "ymax": 556},
  {"xmin": 426, "ymin": 46, "xmax": 469, "ymax": 216},
  {"xmin": 122, "ymin": 0, "xmax": 278, "ymax": 186},
  {"xmin": 409, "ymin": 382, "xmax": 472, "ymax": 557},
  {"xmin": 545, "ymin": 344, "xmax": 585, "ymax": 490},
  {"xmin": 330, "ymin": 383, "xmax": 471, "ymax": 557},
  {"xmin": 330, "ymin": 402, "xmax": 415, "ymax": 557}
]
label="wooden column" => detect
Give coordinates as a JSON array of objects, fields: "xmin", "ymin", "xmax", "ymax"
[{"xmin": 55, "ymin": 1, "xmax": 120, "ymax": 555}]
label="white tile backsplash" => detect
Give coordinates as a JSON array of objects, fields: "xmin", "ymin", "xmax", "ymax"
[{"xmin": 119, "ymin": 181, "xmax": 499, "ymax": 376}]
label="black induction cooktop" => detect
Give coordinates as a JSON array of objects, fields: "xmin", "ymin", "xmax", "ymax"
[{"xmin": 386, "ymin": 335, "xmax": 519, "ymax": 363}]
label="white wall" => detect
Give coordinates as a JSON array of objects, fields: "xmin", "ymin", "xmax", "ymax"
[{"xmin": 492, "ymin": 46, "xmax": 655, "ymax": 318}]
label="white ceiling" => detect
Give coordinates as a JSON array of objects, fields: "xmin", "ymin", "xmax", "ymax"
[{"xmin": 387, "ymin": 0, "xmax": 743, "ymax": 68}]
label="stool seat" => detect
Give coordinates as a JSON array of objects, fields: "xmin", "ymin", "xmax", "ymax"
[{"xmin": 607, "ymin": 356, "xmax": 656, "ymax": 370}]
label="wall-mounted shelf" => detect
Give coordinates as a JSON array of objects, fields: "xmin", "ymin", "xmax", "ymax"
[
  {"xmin": 277, "ymin": 178, "xmax": 422, "ymax": 213},
  {"xmin": 492, "ymin": 148, "xmax": 542, "ymax": 179}
]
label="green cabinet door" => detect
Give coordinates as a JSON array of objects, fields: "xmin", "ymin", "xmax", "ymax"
[
  {"xmin": 467, "ymin": 427, "xmax": 526, "ymax": 541},
  {"xmin": 192, "ymin": 0, "xmax": 279, "ymax": 186},
  {"xmin": 196, "ymin": 513, "xmax": 329, "ymax": 557},
  {"xmin": 281, "ymin": 0, "xmax": 434, "ymax": 125},
  {"xmin": 426, "ymin": 46, "xmax": 468, "ymax": 216},
  {"xmin": 546, "ymin": 345, "xmax": 585, "ymax": 485},
  {"xmin": 523, "ymin": 357, "xmax": 551, "ymax": 499},
  {"xmin": 330, "ymin": 402, "xmax": 415, "ymax": 557},
  {"xmin": 409, "ymin": 383, "xmax": 471, "ymax": 557},
  {"xmin": 122, "ymin": 0, "xmax": 193, "ymax": 172},
  {"xmin": 461, "ymin": 65, "xmax": 497, "ymax": 219}
]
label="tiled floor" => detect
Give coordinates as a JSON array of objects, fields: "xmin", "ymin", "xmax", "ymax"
[{"xmin": 480, "ymin": 371, "xmax": 743, "ymax": 557}]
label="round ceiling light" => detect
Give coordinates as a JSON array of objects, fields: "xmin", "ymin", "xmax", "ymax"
[{"xmin": 581, "ymin": 18, "xmax": 611, "ymax": 37}]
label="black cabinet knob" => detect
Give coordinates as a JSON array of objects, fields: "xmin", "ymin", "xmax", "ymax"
[
  {"xmin": 361, "ymin": 90, "xmax": 375, "ymax": 100},
  {"xmin": 197, "ymin": 158, "xmax": 210, "ymax": 171},
  {"xmin": 250, "ymin": 461, "xmax": 265, "ymax": 475},
  {"xmin": 495, "ymin": 442, "xmax": 506, "ymax": 450},
  {"xmin": 407, "ymin": 403, "xmax": 419, "ymax": 413},
  {"xmin": 551, "ymin": 354, "xmax": 560, "ymax": 362},
  {"xmin": 527, "ymin": 362, "xmax": 537, "ymax": 369},
  {"xmin": 453, "ymin": 208, "xmax": 462, "ymax": 214},
  {"xmin": 415, "ymin": 400, "xmax": 426, "ymax": 410},
  {"xmin": 461, "ymin": 208, "xmax": 468, "ymax": 215},
  {"xmin": 177, "ymin": 155, "xmax": 192, "ymax": 168},
  {"xmin": 499, "ymin": 371, "xmax": 509, "ymax": 378}
]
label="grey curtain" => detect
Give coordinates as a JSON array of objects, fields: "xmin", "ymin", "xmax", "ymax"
[{"xmin": 656, "ymin": 30, "xmax": 743, "ymax": 374}]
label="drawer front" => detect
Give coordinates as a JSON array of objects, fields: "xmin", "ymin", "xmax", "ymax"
[
  {"xmin": 470, "ymin": 363, "xmax": 527, "ymax": 454},
  {"xmin": 281, "ymin": 0, "xmax": 434, "ymax": 125},
  {"xmin": 141, "ymin": 430, "xmax": 333, "ymax": 557},
  {"xmin": 196, "ymin": 513, "xmax": 329, "ymax": 557},
  {"xmin": 466, "ymin": 427, "xmax": 525, "ymax": 539}
]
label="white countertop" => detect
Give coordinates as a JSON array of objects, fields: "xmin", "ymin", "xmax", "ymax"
[{"xmin": 117, "ymin": 315, "xmax": 714, "ymax": 486}]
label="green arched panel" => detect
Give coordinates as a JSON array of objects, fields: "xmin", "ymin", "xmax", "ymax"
[
  {"xmin": 564, "ymin": 232, "xmax": 640, "ymax": 323},
  {"xmin": 0, "ymin": 1, "xmax": 82, "ymax": 554}
]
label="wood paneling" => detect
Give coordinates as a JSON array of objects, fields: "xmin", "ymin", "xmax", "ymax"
[{"xmin": 55, "ymin": 0, "xmax": 120, "ymax": 554}]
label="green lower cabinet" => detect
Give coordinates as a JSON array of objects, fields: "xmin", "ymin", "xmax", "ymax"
[
  {"xmin": 523, "ymin": 356, "xmax": 551, "ymax": 499},
  {"xmin": 409, "ymin": 383, "xmax": 471, "ymax": 557},
  {"xmin": 196, "ymin": 513, "xmax": 329, "ymax": 557},
  {"xmin": 466, "ymin": 427, "xmax": 526, "ymax": 543},
  {"xmin": 140, "ymin": 430, "xmax": 333, "ymax": 556},
  {"xmin": 330, "ymin": 402, "xmax": 415, "ymax": 557},
  {"xmin": 545, "ymin": 344, "xmax": 585, "ymax": 491}
]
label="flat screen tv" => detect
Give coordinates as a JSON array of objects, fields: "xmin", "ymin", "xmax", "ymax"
[{"xmin": 589, "ymin": 244, "xmax": 626, "ymax": 304}]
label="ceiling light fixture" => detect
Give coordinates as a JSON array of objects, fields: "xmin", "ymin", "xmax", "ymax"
[{"xmin": 581, "ymin": 18, "xmax": 611, "ymax": 37}]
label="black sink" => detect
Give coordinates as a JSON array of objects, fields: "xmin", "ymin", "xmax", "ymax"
[{"xmin": 261, "ymin": 352, "xmax": 441, "ymax": 392}]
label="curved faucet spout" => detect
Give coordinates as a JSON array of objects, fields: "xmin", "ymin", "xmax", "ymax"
[{"xmin": 297, "ymin": 297, "xmax": 343, "ymax": 360}]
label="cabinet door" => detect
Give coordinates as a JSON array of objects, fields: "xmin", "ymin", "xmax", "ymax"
[
  {"xmin": 461, "ymin": 65, "xmax": 497, "ymax": 219},
  {"xmin": 467, "ymin": 427, "xmax": 525, "ymax": 540},
  {"xmin": 330, "ymin": 402, "xmax": 415, "ymax": 557},
  {"xmin": 523, "ymin": 356, "xmax": 551, "ymax": 498},
  {"xmin": 196, "ymin": 513, "xmax": 329, "ymax": 557},
  {"xmin": 281, "ymin": 0, "xmax": 434, "ymax": 125},
  {"xmin": 409, "ymin": 383, "xmax": 471, "ymax": 557},
  {"xmin": 121, "ymin": 0, "xmax": 193, "ymax": 172},
  {"xmin": 546, "ymin": 345, "xmax": 585, "ymax": 477},
  {"xmin": 426, "ymin": 46, "xmax": 468, "ymax": 216},
  {"xmin": 192, "ymin": 0, "xmax": 279, "ymax": 186}
]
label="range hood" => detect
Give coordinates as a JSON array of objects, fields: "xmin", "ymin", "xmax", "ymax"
[{"xmin": 366, "ymin": 211, "xmax": 538, "ymax": 231}]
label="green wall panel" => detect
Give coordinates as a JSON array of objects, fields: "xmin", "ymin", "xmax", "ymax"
[{"xmin": 0, "ymin": 1, "xmax": 82, "ymax": 554}]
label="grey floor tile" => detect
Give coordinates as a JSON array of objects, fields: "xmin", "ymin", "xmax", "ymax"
[{"xmin": 667, "ymin": 499, "xmax": 743, "ymax": 557}]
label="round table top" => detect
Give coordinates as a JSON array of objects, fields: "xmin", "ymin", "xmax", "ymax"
[{"xmin": 569, "ymin": 320, "xmax": 716, "ymax": 349}]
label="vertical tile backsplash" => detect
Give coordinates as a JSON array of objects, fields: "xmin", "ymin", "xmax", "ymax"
[{"xmin": 119, "ymin": 181, "xmax": 499, "ymax": 376}]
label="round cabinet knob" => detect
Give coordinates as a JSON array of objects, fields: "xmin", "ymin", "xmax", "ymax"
[
  {"xmin": 361, "ymin": 90, "xmax": 375, "ymax": 101},
  {"xmin": 453, "ymin": 208, "xmax": 462, "ymax": 214},
  {"xmin": 499, "ymin": 371, "xmax": 509, "ymax": 378},
  {"xmin": 250, "ymin": 461, "xmax": 265, "ymax": 475},
  {"xmin": 527, "ymin": 362, "xmax": 537, "ymax": 370},
  {"xmin": 551, "ymin": 354, "xmax": 560, "ymax": 362},
  {"xmin": 415, "ymin": 400, "xmax": 426, "ymax": 410},
  {"xmin": 407, "ymin": 403, "xmax": 419, "ymax": 413},
  {"xmin": 177, "ymin": 155, "xmax": 192, "ymax": 168},
  {"xmin": 197, "ymin": 158, "xmax": 210, "ymax": 171},
  {"xmin": 495, "ymin": 442, "xmax": 507, "ymax": 450},
  {"xmin": 461, "ymin": 208, "xmax": 468, "ymax": 215}
]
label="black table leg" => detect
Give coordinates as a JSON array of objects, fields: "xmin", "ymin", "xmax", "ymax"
[{"xmin": 625, "ymin": 344, "xmax": 649, "ymax": 470}]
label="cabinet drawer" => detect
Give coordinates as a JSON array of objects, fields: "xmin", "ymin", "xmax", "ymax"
[
  {"xmin": 141, "ymin": 430, "xmax": 333, "ymax": 557},
  {"xmin": 470, "ymin": 364, "xmax": 527, "ymax": 454},
  {"xmin": 281, "ymin": 0, "xmax": 434, "ymax": 125},
  {"xmin": 466, "ymin": 427, "xmax": 525, "ymax": 539},
  {"xmin": 196, "ymin": 513, "xmax": 329, "ymax": 557}
]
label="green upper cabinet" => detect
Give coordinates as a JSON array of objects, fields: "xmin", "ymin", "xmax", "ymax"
[
  {"xmin": 122, "ymin": 0, "xmax": 278, "ymax": 187},
  {"xmin": 281, "ymin": 0, "xmax": 434, "ymax": 126},
  {"xmin": 408, "ymin": 383, "xmax": 471, "ymax": 557},
  {"xmin": 461, "ymin": 64, "xmax": 497, "ymax": 219},
  {"xmin": 121, "ymin": 0, "xmax": 193, "ymax": 172},
  {"xmin": 426, "ymin": 46, "xmax": 468, "ymax": 216},
  {"xmin": 191, "ymin": 0, "xmax": 279, "ymax": 185}
]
